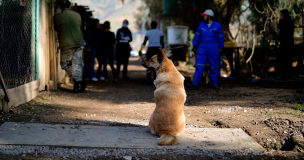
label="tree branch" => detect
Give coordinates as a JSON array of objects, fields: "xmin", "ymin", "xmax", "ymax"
[
  {"xmin": 254, "ymin": 3, "xmax": 265, "ymax": 14},
  {"xmin": 239, "ymin": 2, "xmax": 254, "ymax": 15},
  {"xmin": 246, "ymin": 34, "xmax": 256, "ymax": 64}
]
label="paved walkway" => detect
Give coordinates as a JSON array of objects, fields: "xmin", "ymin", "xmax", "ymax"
[{"xmin": 0, "ymin": 122, "xmax": 264, "ymax": 151}]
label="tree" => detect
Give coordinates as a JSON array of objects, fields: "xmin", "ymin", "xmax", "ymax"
[
  {"xmin": 134, "ymin": 0, "xmax": 163, "ymax": 31},
  {"xmin": 211, "ymin": 0, "xmax": 245, "ymax": 42},
  {"xmin": 136, "ymin": 0, "xmax": 247, "ymax": 42}
]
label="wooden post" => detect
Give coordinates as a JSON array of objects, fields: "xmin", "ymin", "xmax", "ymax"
[
  {"xmin": 0, "ymin": 98, "xmax": 2, "ymax": 112},
  {"xmin": 0, "ymin": 71, "xmax": 10, "ymax": 102},
  {"xmin": 2, "ymin": 100, "xmax": 8, "ymax": 113},
  {"xmin": 49, "ymin": 2, "xmax": 57, "ymax": 90},
  {"xmin": 0, "ymin": 71, "xmax": 9, "ymax": 113}
]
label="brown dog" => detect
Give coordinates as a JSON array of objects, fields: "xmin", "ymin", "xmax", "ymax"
[{"xmin": 144, "ymin": 49, "xmax": 186, "ymax": 145}]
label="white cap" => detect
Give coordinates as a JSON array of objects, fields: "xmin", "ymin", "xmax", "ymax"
[{"xmin": 201, "ymin": 9, "xmax": 214, "ymax": 17}]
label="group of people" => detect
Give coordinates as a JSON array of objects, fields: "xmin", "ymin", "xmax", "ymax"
[
  {"xmin": 54, "ymin": 0, "xmax": 134, "ymax": 93},
  {"xmin": 86, "ymin": 19, "xmax": 165, "ymax": 85},
  {"xmin": 86, "ymin": 19, "xmax": 132, "ymax": 83}
]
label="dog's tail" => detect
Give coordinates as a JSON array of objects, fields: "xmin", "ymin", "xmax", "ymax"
[{"xmin": 158, "ymin": 133, "xmax": 179, "ymax": 145}]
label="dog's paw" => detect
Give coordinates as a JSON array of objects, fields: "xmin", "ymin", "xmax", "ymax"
[{"xmin": 150, "ymin": 129, "xmax": 156, "ymax": 135}]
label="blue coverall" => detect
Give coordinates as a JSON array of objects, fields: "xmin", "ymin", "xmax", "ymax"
[{"xmin": 192, "ymin": 21, "xmax": 225, "ymax": 87}]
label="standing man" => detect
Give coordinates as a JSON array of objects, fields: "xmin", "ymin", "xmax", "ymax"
[
  {"xmin": 139, "ymin": 21, "xmax": 164, "ymax": 84},
  {"xmin": 87, "ymin": 19, "xmax": 104, "ymax": 81},
  {"xmin": 188, "ymin": 9, "xmax": 224, "ymax": 89},
  {"xmin": 278, "ymin": 9, "xmax": 294, "ymax": 80},
  {"xmin": 100, "ymin": 21, "xmax": 118, "ymax": 82},
  {"xmin": 116, "ymin": 19, "xmax": 132, "ymax": 80},
  {"xmin": 54, "ymin": 0, "xmax": 86, "ymax": 93}
]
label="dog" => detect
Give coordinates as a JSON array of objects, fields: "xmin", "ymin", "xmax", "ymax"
[{"xmin": 144, "ymin": 48, "xmax": 186, "ymax": 145}]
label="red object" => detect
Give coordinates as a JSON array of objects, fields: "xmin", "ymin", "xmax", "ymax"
[
  {"xmin": 21, "ymin": 0, "xmax": 26, "ymax": 6},
  {"xmin": 201, "ymin": 13, "xmax": 207, "ymax": 16}
]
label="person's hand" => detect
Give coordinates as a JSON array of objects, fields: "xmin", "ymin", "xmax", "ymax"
[
  {"xmin": 192, "ymin": 47, "xmax": 198, "ymax": 53},
  {"xmin": 121, "ymin": 37, "xmax": 125, "ymax": 40},
  {"xmin": 139, "ymin": 50, "xmax": 142, "ymax": 56}
]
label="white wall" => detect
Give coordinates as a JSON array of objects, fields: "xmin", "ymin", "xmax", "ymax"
[{"xmin": 38, "ymin": 0, "xmax": 50, "ymax": 91}]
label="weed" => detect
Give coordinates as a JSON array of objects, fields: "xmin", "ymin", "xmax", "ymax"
[
  {"xmin": 289, "ymin": 110, "xmax": 299, "ymax": 115},
  {"xmin": 294, "ymin": 104, "xmax": 302, "ymax": 110}
]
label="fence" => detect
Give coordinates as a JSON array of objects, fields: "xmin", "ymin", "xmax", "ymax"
[{"xmin": 0, "ymin": 0, "xmax": 39, "ymax": 89}]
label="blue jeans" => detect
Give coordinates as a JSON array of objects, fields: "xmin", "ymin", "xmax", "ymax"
[{"xmin": 89, "ymin": 48, "xmax": 103, "ymax": 78}]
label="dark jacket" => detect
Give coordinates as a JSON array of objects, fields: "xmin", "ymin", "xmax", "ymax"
[
  {"xmin": 87, "ymin": 29, "xmax": 101, "ymax": 50},
  {"xmin": 116, "ymin": 27, "xmax": 132, "ymax": 51},
  {"xmin": 100, "ymin": 30, "xmax": 115, "ymax": 52},
  {"xmin": 279, "ymin": 17, "xmax": 294, "ymax": 45},
  {"xmin": 54, "ymin": 8, "xmax": 84, "ymax": 49}
]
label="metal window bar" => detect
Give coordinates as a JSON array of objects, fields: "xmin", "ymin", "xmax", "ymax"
[{"xmin": 0, "ymin": 0, "xmax": 37, "ymax": 89}]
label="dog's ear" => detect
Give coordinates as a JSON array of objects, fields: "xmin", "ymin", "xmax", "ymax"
[{"xmin": 157, "ymin": 47, "xmax": 166, "ymax": 63}]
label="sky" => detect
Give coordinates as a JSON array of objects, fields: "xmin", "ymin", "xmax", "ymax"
[{"xmin": 72, "ymin": 0, "xmax": 143, "ymax": 34}]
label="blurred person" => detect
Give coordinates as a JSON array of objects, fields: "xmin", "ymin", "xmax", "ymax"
[
  {"xmin": 139, "ymin": 21, "xmax": 164, "ymax": 84},
  {"xmin": 278, "ymin": 9, "xmax": 294, "ymax": 80},
  {"xmin": 54, "ymin": 0, "xmax": 86, "ymax": 93},
  {"xmin": 116, "ymin": 19, "xmax": 132, "ymax": 80},
  {"xmin": 100, "ymin": 21, "xmax": 118, "ymax": 82},
  {"xmin": 187, "ymin": 9, "xmax": 224, "ymax": 89},
  {"xmin": 87, "ymin": 19, "xmax": 105, "ymax": 81},
  {"xmin": 99, "ymin": 23, "xmax": 104, "ymax": 31}
]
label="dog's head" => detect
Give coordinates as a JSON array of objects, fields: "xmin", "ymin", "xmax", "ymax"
[{"xmin": 144, "ymin": 48, "xmax": 166, "ymax": 72}]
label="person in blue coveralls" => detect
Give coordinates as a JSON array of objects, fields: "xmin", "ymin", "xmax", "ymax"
[{"xmin": 187, "ymin": 9, "xmax": 225, "ymax": 89}]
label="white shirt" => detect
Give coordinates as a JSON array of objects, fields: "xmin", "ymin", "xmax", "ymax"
[{"xmin": 145, "ymin": 29, "xmax": 164, "ymax": 47}]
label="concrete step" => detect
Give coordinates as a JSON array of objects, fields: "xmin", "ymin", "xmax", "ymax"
[{"xmin": 0, "ymin": 122, "xmax": 264, "ymax": 151}]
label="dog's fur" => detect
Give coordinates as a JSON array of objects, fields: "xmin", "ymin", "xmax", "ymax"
[{"xmin": 144, "ymin": 49, "xmax": 186, "ymax": 145}]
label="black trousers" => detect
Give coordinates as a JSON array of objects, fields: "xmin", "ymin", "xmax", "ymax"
[
  {"xmin": 146, "ymin": 47, "xmax": 161, "ymax": 60},
  {"xmin": 116, "ymin": 49, "xmax": 130, "ymax": 78},
  {"xmin": 278, "ymin": 43, "xmax": 294, "ymax": 76},
  {"xmin": 146, "ymin": 47, "xmax": 160, "ymax": 83},
  {"xmin": 101, "ymin": 50, "xmax": 117, "ymax": 79}
]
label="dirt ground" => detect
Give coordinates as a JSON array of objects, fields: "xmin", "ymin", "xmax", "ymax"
[{"xmin": 1, "ymin": 57, "xmax": 304, "ymax": 159}]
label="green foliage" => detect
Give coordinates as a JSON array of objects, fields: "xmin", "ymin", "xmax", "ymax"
[
  {"xmin": 134, "ymin": 0, "xmax": 163, "ymax": 31},
  {"xmin": 249, "ymin": 0, "xmax": 304, "ymax": 23},
  {"xmin": 289, "ymin": 110, "xmax": 300, "ymax": 115},
  {"xmin": 294, "ymin": 104, "xmax": 302, "ymax": 110}
]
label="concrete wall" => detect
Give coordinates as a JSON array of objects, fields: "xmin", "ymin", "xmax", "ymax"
[{"xmin": 38, "ymin": 0, "xmax": 50, "ymax": 91}]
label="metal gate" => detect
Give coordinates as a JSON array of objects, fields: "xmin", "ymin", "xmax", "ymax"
[{"xmin": 0, "ymin": 0, "xmax": 39, "ymax": 89}]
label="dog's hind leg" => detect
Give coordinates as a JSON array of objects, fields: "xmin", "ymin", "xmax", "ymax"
[{"xmin": 151, "ymin": 129, "xmax": 156, "ymax": 135}]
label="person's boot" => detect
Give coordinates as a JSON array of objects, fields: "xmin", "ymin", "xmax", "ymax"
[
  {"xmin": 80, "ymin": 80, "xmax": 87, "ymax": 93},
  {"xmin": 187, "ymin": 83, "xmax": 198, "ymax": 89},
  {"xmin": 212, "ymin": 85, "xmax": 219, "ymax": 89},
  {"xmin": 73, "ymin": 81, "xmax": 80, "ymax": 93}
]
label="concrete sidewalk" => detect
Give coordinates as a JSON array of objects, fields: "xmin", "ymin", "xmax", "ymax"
[{"xmin": 0, "ymin": 122, "xmax": 264, "ymax": 151}]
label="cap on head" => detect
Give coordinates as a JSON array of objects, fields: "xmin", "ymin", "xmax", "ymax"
[{"xmin": 201, "ymin": 9, "xmax": 214, "ymax": 17}]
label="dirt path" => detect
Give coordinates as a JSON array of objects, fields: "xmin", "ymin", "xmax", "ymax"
[{"xmin": 1, "ymin": 57, "xmax": 304, "ymax": 159}]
